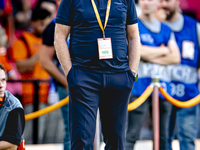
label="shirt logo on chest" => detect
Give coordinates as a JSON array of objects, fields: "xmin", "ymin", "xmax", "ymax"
[{"xmin": 140, "ymin": 34, "xmax": 154, "ymax": 44}]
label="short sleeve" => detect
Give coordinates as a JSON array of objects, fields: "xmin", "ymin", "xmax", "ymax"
[
  {"xmin": 43, "ymin": 22, "xmax": 55, "ymax": 46},
  {"xmin": 126, "ymin": 0, "xmax": 138, "ymax": 25},
  {"xmin": 56, "ymin": 0, "xmax": 73, "ymax": 26},
  {"xmin": 1, "ymin": 108, "xmax": 25, "ymax": 146},
  {"xmin": 11, "ymin": 39, "xmax": 28, "ymax": 61}
]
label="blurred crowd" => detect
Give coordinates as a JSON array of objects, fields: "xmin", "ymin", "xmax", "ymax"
[
  {"xmin": 0, "ymin": 0, "xmax": 64, "ymax": 145},
  {"xmin": 0, "ymin": 0, "xmax": 58, "ymax": 99},
  {"xmin": 0, "ymin": 0, "xmax": 200, "ymax": 148}
]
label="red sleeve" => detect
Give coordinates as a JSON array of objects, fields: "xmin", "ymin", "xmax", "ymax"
[{"xmin": 3, "ymin": 0, "xmax": 12, "ymax": 15}]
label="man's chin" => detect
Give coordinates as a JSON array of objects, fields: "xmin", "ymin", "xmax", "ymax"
[{"xmin": 0, "ymin": 92, "xmax": 4, "ymax": 97}]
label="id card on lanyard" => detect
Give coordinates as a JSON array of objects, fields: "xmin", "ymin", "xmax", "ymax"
[{"xmin": 91, "ymin": 0, "xmax": 113, "ymax": 59}]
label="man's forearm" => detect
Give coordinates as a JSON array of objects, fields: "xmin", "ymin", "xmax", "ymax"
[
  {"xmin": 128, "ymin": 37, "xmax": 141, "ymax": 73},
  {"xmin": 150, "ymin": 40, "xmax": 180, "ymax": 65},
  {"xmin": 127, "ymin": 24, "xmax": 141, "ymax": 73},
  {"xmin": 141, "ymin": 45, "xmax": 168, "ymax": 61},
  {"xmin": 150, "ymin": 56, "xmax": 178, "ymax": 65},
  {"xmin": 0, "ymin": 141, "xmax": 17, "ymax": 150},
  {"xmin": 148, "ymin": 52, "xmax": 180, "ymax": 65},
  {"xmin": 54, "ymin": 24, "xmax": 72, "ymax": 76}
]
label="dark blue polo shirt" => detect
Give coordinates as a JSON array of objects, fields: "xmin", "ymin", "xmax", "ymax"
[{"xmin": 56, "ymin": 0, "xmax": 138, "ymax": 73}]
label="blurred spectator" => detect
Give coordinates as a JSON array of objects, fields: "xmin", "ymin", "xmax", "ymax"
[
  {"xmin": 0, "ymin": 0, "xmax": 15, "ymax": 47},
  {"xmin": 39, "ymin": 0, "xmax": 71, "ymax": 147},
  {"xmin": 158, "ymin": 0, "xmax": 200, "ymax": 150},
  {"xmin": 125, "ymin": 0, "xmax": 180, "ymax": 150},
  {"xmin": 10, "ymin": 8, "xmax": 51, "ymax": 144},
  {"xmin": 40, "ymin": 6, "xmax": 71, "ymax": 150}
]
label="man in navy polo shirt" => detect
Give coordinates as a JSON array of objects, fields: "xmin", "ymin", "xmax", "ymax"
[{"xmin": 54, "ymin": 0, "xmax": 141, "ymax": 149}]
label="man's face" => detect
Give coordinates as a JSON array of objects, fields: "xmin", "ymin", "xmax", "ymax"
[
  {"xmin": 31, "ymin": 17, "xmax": 51, "ymax": 37},
  {"xmin": 159, "ymin": 0, "xmax": 179, "ymax": 20},
  {"xmin": 139, "ymin": 0, "xmax": 159, "ymax": 16},
  {"xmin": 0, "ymin": 69, "xmax": 6, "ymax": 97}
]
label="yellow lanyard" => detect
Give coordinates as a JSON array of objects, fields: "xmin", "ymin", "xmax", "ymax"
[{"xmin": 91, "ymin": 0, "xmax": 111, "ymax": 38}]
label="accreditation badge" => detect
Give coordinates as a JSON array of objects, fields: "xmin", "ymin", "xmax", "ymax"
[
  {"xmin": 182, "ymin": 41, "xmax": 195, "ymax": 60},
  {"xmin": 97, "ymin": 38, "xmax": 113, "ymax": 59}
]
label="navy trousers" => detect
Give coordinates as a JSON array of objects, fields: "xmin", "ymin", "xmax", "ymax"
[{"xmin": 67, "ymin": 67, "xmax": 134, "ymax": 150}]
